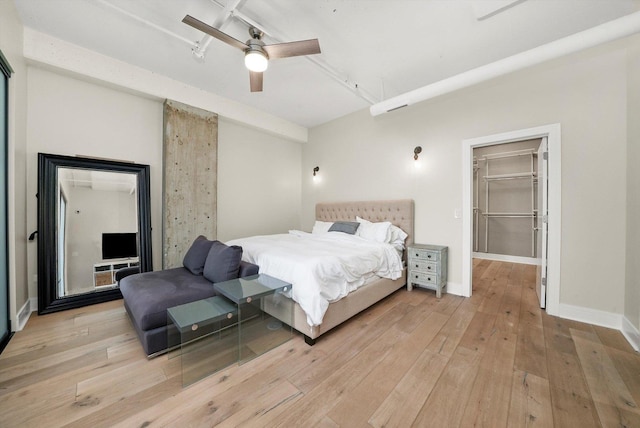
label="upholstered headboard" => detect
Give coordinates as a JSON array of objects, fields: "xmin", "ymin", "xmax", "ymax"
[{"xmin": 315, "ymin": 199, "xmax": 415, "ymax": 248}]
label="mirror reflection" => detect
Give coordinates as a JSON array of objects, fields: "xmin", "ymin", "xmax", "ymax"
[{"xmin": 57, "ymin": 168, "xmax": 139, "ymax": 298}]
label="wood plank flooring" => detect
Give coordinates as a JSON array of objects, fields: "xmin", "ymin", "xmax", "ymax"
[{"xmin": 1, "ymin": 260, "xmax": 639, "ymax": 427}]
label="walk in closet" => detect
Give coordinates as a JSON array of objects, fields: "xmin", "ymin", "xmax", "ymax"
[{"xmin": 473, "ymin": 139, "xmax": 543, "ymax": 261}]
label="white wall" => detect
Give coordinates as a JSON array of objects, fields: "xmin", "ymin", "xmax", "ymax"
[
  {"xmin": 23, "ymin": 29, "xmax": 307, "ymax": 144},
  {"xmin": 26, "ymin": 66, "xmax": 163, "ymax": 298},
  {"xmin": 0, "ymin": 0, "xmax": 28, "ymax": 327},
  {"xmin": 218, "ymin": 118, "xmax": 301, "ymax": 241},
  {"xmin": 304, "ymin": 42, "xmax": 629, "ymax": 317},
  {"xmin": 625, "ymin": 34, "xmax": 640, "ymax": 340},
  {"xmin": 25, "ymin": 66, "xmax": 302, "ymax": 302}
]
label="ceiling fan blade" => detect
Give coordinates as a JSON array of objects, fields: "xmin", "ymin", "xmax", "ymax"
[
  {"xmin": 263, "ymin": 39, "xmax": 321, "ymax": 59},
  {"xmin": 182, "ymin": 15, "xmax": 248, "ymax": 51},
  {"xmin": 249, "ymin": 71, "xmax": 263, "ymax": 92}
]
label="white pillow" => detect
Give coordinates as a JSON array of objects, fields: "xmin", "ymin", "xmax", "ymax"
[
  {"xmin": 388, "ymin": 224, "xmax": 408, "ymax": 251},
  {"xmin": 312, "ymin": 220, "xmax": 333, "ymax": 234},
  {"xmin": 356, "ymin": 216, "xmax": 391, "ymax": 243}
]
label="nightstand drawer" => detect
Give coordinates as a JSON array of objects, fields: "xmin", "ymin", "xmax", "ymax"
[
  {"xmin": 409, "ymin": 260, "xmax": 439, "ymax": 274},
  {"xmin": 408, "ymin": 248, "xmax": 440, "ymax": 262},
  {"xmin": 409, "ymin": 271, "xmax": 439, "ymax": 286}
]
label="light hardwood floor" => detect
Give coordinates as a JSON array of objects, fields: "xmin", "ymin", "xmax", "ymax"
[{"xmin": 1, "ymin": 260, "xmax": 639, "ymax": 427}]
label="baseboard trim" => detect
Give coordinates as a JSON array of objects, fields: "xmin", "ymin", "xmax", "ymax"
[
  {"xmin": 472, "ymin": 252, "xmax": 538, "ymax": 265},
  {"xmin": 558, "ymin": 303, "xmax": 622, "ymax": 330},
  {"xmin": 444, "ymin": 282, "xmax": 466, "ymax": 297},
  {"xmin": 622, "ymin": 316, "xmax": 640, "ymax": 352},
  {"xmin": 16, "ymin": 298, "xmax": 36, "ymax": 331},
  {"xmin": 410, "ymin": 282, "xmax": 466, "ymax": 298}
]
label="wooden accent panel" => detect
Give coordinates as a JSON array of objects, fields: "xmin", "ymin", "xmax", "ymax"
[{"xmin": 162, "ymin": 100, "xmax": 218, "ymax": 269}]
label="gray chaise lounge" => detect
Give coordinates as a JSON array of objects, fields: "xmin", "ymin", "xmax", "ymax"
[{"xmin": 119, "ymin": 236, "xmax": 258, "ymax": 357}]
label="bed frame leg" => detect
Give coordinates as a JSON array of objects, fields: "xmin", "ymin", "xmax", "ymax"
[{"xmin": 304, "ymin": 335, "xmax": 316, "ymax": 346}]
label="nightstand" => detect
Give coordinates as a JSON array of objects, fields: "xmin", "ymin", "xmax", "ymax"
[{"xmin": 407, "ymin": 244, "xmax": 448, "ymax": 298}]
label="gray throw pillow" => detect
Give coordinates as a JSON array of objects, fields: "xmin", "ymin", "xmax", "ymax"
[
  {"xmin": 203, "ymin": 241, "xmax": 243, "ymax": 284},
  {"xmin": 328, "ymin": 221, "xmax": 360, "ymax": 235},
  {"xmin": 183, "ymin": 235, "xmax": 214, "ymax": 275}
]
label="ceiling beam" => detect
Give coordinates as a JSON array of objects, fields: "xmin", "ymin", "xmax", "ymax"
[
  {"xmin": 192, "ymin": 0, "xmax": 245, "ymax": 59},
  {"xmin": 471, "ymin": 0, "xmax": 527, "ymax": 21},
  {"xmin": 22, "ymin": 29, "xmax": 309, "ymax": 142},
  {"xmin": 371, "ymin": 11, "xmax": 640, "ymax": 116}
]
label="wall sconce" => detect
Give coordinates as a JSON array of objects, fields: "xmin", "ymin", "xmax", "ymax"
[
  {"xmin": 413, "ymin": 146, "xmax": 423, "ymax": 170},
  {"xmin": 413, "ymin": 146, "xmax": 422, "ymax": 160},
  {"xmin": 313, "ymin": 166, "xmax": 320, "ymax": 182}
]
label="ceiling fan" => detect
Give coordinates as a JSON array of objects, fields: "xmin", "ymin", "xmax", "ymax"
[{"xmin": 182, "ymin": 15, "xmax": 321, "ymax": 92}]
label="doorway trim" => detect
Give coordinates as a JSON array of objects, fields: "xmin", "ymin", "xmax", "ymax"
[{"xmin": 461, "ymin": 123, "xmax": 561, "ymax": 316}]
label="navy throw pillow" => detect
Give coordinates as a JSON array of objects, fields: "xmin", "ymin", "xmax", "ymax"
[
  {"xmin": 183, "ymin": 235, "xmax": 214, "ymax": 275},
  {"xmin": 203, "ymin": 241, "xmax": 243, "ymax": 283}
]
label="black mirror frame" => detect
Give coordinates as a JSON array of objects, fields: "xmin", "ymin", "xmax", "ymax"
[{"xmin": 37, "ymin": 153, "xmax": 153, "ymax": 314}]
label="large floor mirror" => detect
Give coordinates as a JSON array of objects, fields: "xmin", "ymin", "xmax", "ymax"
[{"xmin": 37, "ymin": 153, "xmax": 152, "ymax": 314}]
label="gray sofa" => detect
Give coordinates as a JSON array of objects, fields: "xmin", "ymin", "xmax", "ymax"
[{"xmin": 119, "ymin": 236, "xmax": 258, "ymax": 357}]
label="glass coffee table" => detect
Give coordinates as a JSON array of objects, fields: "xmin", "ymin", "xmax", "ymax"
[
  {"xmin": 214, "ymin": 274, "xmax": 293, "ymax": 364},
  {"xmin": 167, "ymin": 296, "xmax": 238, "ymax": 386}
]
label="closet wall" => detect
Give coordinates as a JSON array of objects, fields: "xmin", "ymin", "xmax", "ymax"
[{"xmin": 473, "ymin": 139, "xmax": 542, "ymax": 259}]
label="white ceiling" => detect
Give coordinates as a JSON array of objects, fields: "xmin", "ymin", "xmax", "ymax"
[
  {"xmin": 61, "ymin": 169, "xmax": 137, "ymax": 193},
  {"xmin": 14, "ymin": 0, "xmax": 637, "ymax": 128}
]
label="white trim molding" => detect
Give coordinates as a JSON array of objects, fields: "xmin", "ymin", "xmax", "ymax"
[
  {"xmin": 462, "ymin": 123, "xmax": 561, "ymax": 315},
  {"xmin": 558, "ymin": 303, "xmax": 622, "ymax": 331},
  {"xmin": 443, "ymin": 281, "xmax": 463, "ymax": 297},
  {"xmin": 622, "ymin": 316, "xmax": 640, "ymax": 352},
  {"xmin": 413, "ymin": 282, "xmax": 463, "ymax": 298},
  {"xmin": 472, "ymin": 252, "xmax": 539, "ymax": 266},
  {"xmin": 16, "ymin": 298, "xmax": 36, "ymax": 331}
]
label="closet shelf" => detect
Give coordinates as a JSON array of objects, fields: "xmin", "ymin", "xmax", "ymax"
[
  {"xmin": 483, "ymin": 172, "xmax": 536, "ymax": 181},
  {"xmin": 477, "ymin": 149, "xmax": 537, "ymax": 161}
]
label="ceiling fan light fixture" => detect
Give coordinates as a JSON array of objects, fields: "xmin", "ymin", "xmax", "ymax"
[
  {"xmin": 183, "ymin": 15, "xmax": 320, "ymax": 92},
  {"xmin": 245, "ymin": 49, "xmax": 268, "ymax": 72}
]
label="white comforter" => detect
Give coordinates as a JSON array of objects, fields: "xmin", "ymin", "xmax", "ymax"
[{"xmin": 226, "ymin": 231, "xmax": 404, "ymax": 327}]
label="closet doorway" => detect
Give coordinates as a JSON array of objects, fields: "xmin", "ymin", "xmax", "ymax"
[
  {"xmin": 473, "ymin": 138, "xmax": 548, "ymax": 307},
  {"xmin": 473, "ymin": 139, "xmax": 541, "ymax": 262},
  {"xmin": 462, "ymin": 124, "xmax": 561, "ymax": 315}
]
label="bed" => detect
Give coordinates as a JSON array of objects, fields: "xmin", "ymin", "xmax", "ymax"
[{"xmin": 227, "ymin": 199, "xmax": 414, "ymax": 345}]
